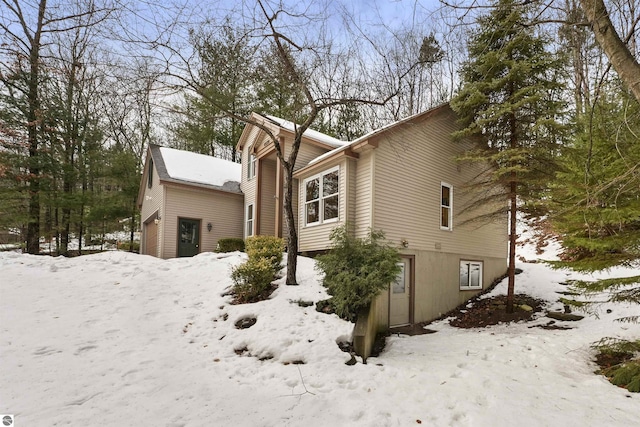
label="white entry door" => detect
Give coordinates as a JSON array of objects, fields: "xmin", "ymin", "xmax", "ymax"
[{"xmin": 389, "ymin": 257, "xmax": 412, "ymax": 327}]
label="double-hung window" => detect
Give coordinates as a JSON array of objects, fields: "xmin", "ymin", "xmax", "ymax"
[
  {"xmin": 246, "ymin": 204, "xmax": 254, "ymax": 237},
  {"xmin": 247, "ymin": 154, "xmax": 257, "ymax": 179},
  {"xmin": 440, "ymin": 182, "xmax": 453, "ymax": 230},
  {"xmin": 460, "ymin": 260, "xmax": 483, "ymax": 290},
  {"xmin": 304, "ymin": 168, "xmax": 339, "ymax": 226}
]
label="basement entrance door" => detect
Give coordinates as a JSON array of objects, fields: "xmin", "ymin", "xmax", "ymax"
[
  {"xmin": 177, "ymin": 218, "xmax": 200, "ymax": 257},
  {"xmin": 389, "ymin": 257, "xmax": 413, "ymax": 327}
]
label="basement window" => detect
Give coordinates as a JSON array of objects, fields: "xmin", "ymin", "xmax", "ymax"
[{"xmin": 460, "ymin": 260, "xmax": 483, "ymax": 290}]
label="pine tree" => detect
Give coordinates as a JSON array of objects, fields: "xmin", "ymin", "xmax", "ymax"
[
  {"xmin": 450, "ymin": 0, "xmax": 568, "ymax": 312},
  {"xmin": 550, "ymin": 84, "xmax": 640, "ymax": 271},
  {"xmin": 172, "ymin": 23, "xmax": 255, "ymax": 162}
]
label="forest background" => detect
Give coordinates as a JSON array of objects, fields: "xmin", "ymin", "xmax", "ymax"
[{"xmin": 0, "ymin": 0, "xmax": 638, "ymax": 280}]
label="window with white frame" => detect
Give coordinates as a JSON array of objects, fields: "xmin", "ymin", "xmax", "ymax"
[
  {"xmin": 246, "ymin": 204, "xmax": 254, "ymax": 237},
  {"xmin": 247, "ymin": 154, "xmax": 257, "ymax": 179},
  {"xmin": 304, "ymin": 168, "xmax": 339, "ymax": 226},
  {"xmin": 460, "ymin": 260, "xmax": 482, "ymax": 290},
  {"xmin": 440, "ymin": 182, "xmax": 453, "ymax": 230}
]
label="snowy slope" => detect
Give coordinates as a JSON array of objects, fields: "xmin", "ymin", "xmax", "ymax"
[{"xmin": 1, "ymin": 248, "xmax": 639, "ymax": 426}]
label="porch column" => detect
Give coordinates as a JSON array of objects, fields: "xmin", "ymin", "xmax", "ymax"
[{"xmin": 255, "ymin": 157, "xmax": 262, "ymax": 235}]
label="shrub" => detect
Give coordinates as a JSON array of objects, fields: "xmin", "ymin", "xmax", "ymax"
[
  {"xmin": 315, "ymin": 226, "xmax": 401, "ymax": 321},
  {"xmin": 603, "ymin": 361, "xmax": 640, "ymax": 392},
  {"xmin": 217, "ymin": 238, "xmax": 245, "ymax": 253},
  {"xmin": 245, "ymin": 235, "xmax": 284, "ymax": 272},
  {"xmin": 230, "ymin": 258, "xmax": 275, "ymax": 303},
  {"xmin": 593, "ymin": 338, "xmax": 640, "ymax": 392}
]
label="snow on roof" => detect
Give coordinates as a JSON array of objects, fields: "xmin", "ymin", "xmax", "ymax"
[
  {"xmin": 159, "ymin": 146, "xmax": 241, "ymax": 189},
  {"xmin": 264, "ymin": 114, "xmax": 349, "ymax": 148}
]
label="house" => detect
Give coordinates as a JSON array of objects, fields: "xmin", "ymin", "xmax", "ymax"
[
  {"xmin": 137, "ymin": 144, "xmax": 243, "ymax": 258},
  {"xmin": 236, "ymin": 112, "xmax": 350, "ymax": 239},
  {"xmin": 238, "ymin": 104, "xmax": 508, "ymax": 356}
]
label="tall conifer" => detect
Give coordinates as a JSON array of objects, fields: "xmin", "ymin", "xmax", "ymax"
[{"xmin": 451, "ymin": 0, "xmax": 567, "ymax": 312}]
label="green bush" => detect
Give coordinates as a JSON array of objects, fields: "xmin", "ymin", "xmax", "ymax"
[
  {"xmin": 217, "ymin": 238, "xmax": 245, "ymax": 253},
  {"xmin": 245, "ymin": 235, "xmax": 284, "ymax": 272},
  {"xmin": 603, "ymin": 361, "xmax": 640, "ymax": 392},
  {"xmin": 231, "ymin": 258, "xmax": 276, "ymax": 303},
  {"xmin": 594, "ymin": 338, "xmax": 640, "ymax": 392},
  {"xmin": 315, "ymin": 226, "xmax": 401, "ymax": 321}
]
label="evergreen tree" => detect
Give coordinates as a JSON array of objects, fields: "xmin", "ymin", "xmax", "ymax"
[
  {"xmin": 254, "ymin": 43, "xmax": 309, "ymax": 122},
  {"xmin": 450, "ymin": 0, "xmax": 568, "ymax": 312},
  {"xmin": 550, "ymin": 85, "xmax": 640, "ymax": 272},
  {"xmin": 172, "ymin": 23, "xmax": 255, "ymax": 162}
]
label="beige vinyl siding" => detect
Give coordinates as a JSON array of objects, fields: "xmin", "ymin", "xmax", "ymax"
[
  {"xmin": 290, "ymin": 139, "xmax": 332, "ymax": 171},
  {"xmin": 372, "ymin": 108, "xmax": 507, "ymax": 259},
  {"xmin": 241, "ymin": 137, "xmax": 257, "ymax": 239},
  {"xmin": 373, "ymin": 249, "xmax": 506, "ymax": 326},
  {"xmin": 298, "ymin": 159, "xmax": 349, "ymax": 252},
  {"xmin": 140, "ymin": 161, "xmax": 164, "ymax": 256},
  {"xmin": 259, "ymin": 159, "xmax": 276, "ymax": 236},
  {"xmin": 354, "ymin": 150, "xmax": 374, "ymax": 239},
  {"xmin": 346, "ymin": 158, "xmax": 356, "ymax": 227},
  {"xmin": 161, "ymin": 185, "xmax": 243, "ymax": 259}
]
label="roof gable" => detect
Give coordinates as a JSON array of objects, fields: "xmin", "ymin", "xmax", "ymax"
[
  {"xmin": 304, "ymin": 103, "xmax": 452, "ymax": 169},
  {"xmin": 236, "ymin": 112, "xmax": 349, "ymax": 151}
]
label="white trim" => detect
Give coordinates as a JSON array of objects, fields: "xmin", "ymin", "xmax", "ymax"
[
  {"xmin": 460, "ymin": 260, "xmax": 483, "ymax": 290},
  {"xmin": 302, "ymin": 166, "xmax": 340, "ymax": 227},
  {"xmin": 440, "ymin": 182, "xmax": 453, "ymax": 231},
  {"xmin": 247, "ymin": 154, "xmax": 257, "ymax": 180},
  {"xmin": 246, "ymin": 204, "xmax": 254, "ymax": 237}
]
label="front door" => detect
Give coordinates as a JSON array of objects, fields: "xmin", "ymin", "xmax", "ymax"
[
  {"xmin": 389, "ymin": 257, "xmax": 413, "ymax": 327},
  {"xmin": 177, "ymin": 218, "xmax": 200, "ymax": 257}
]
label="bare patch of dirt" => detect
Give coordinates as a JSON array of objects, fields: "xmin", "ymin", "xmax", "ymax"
[{"xmin": 448, "ymin": 294, "xmax": 546, "ymax": 328}]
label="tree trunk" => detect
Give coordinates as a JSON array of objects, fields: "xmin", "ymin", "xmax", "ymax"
[
  {"xmin": 579, "ymin": 0, "xmax": 640, "ymax": 103},
  {"xmin": 24, "ymin": 0, "xmax": 48, "ymax": 255},
  {"xmin": 507, "ymin": 181, "xmax": 517, "ymax": 313},
  {"xmin": 283, "ymin": 165, "xmax": 298, "ymax": 285},
  {"xmin": 507, "ymin": 99, "xmax": 518, "ymax": 314},
  {"xmin": 130, "ymin": 197, "xmax": 136, "ymax": 252}
]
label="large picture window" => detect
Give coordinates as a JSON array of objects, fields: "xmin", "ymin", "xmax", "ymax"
[
  {"xmin": 246, "ymin": 204, "xmax": 254, "ymax": 237},
  {"xmin": 440, "ymin": 182, "xmax": 453, "ymax": 230},
  {"xmin": 460, "ymin": 260, "xmax": 483, "ymax": 290},
  {"xmin": 304, "ymin": 168, "xmax": 339, "ymax": 226}
]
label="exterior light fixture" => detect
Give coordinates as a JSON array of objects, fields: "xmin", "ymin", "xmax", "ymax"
[{"xmin": 207, "ymin": 222, "xmax": 212, "ymax": 232}]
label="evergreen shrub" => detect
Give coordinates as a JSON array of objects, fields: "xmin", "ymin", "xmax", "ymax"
[
  {"xmin": 315, "ymin": 226, "xmax": 401, "ymax": 321},
  {"xmin": 245, "ymin": 235, "xmax": 284, "ymax": 272},
  {"xmin": 231, "ymin": 258, "xmax": 275, "ymax": 303},
  {"xmin": 217, "ymin": 238, "xmax": 245, "ymax": 253},
  {"xmin": 594, "ymin": 338, "xmax": 640, "ymax": 392}
]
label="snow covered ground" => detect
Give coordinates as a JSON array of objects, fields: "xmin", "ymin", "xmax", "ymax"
[{"xmin": 1, "ymin": 244, "xmax": 639, "ymax": 426}]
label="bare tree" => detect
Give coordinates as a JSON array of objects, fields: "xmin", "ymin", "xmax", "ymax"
[
  {"xmin": 578, "ymin": 0, "xmax": 640, "ymax": 103},
  {"xmin": 137, "ymin": 0, "xmax": 402, "ymax": 284}
]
